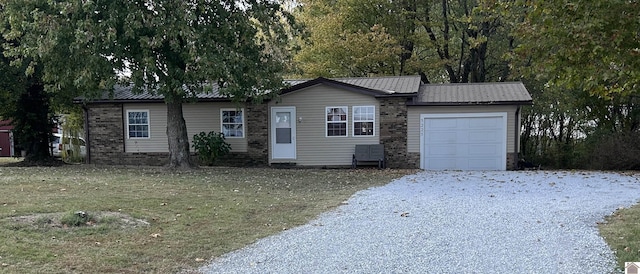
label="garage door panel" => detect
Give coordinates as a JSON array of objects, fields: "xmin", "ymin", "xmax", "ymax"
[
  {"xmin": 421, "ymin": 113, "xmax": 507, "ymax": 171},
  {"xmin": 467, "ymin": 130, "xmax": 501, "ymax": 142},
  {"xmin": 426, "ymin": 158, "xmax": 457, "ymax": 170},
  {"xmin": 428, "ymin": 132, "xmax": 457, "ymax": 143},
  {"xmin": 428, "ymin": 119, "xmax": 458, "ymax": 129},
  {"xmin": 428, "ymin": 145, "xmax": 457, "ymax": 156},
  {"xmin": 468, "ymin": 117, "xmax": 501, "ymax": 128},
  {"xmin": 467, "ymin": 158, "xmax": 502, "ymax": 170},
  {"xmin": 467, "ymin": 144, "xmax": 501, "ymax": 155}
]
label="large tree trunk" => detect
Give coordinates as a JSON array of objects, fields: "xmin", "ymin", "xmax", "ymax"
[
  {"xmin": 166, "ymin": 100, "xmax": 196, "ymax": 169},
  {"xmin": 15, "ymin": 81, "xmax": 54, "ymax": 163}
]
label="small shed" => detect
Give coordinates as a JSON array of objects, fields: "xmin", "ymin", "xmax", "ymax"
[{"xmin": 0, "ymin": 120, "xmax": 15, "ymax": 157}]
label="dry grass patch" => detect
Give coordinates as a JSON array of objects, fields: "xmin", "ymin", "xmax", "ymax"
[
  {"xmin": 0, "ymin": 165, "xmax": 415, "ymax": 273},
  {"xmin": 599, "ymin": 203, "xmax": 640, "ymax": 271}
]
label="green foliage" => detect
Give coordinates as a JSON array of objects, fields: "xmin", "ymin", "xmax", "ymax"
[
  {"xmin": 0, "ymin": 26, "xmax": 54, "ymax": 161},
  {"xmin": 293, "ymin": 0, "xmax": 513, "ymax": 82},
  {"xmin": 508, "ymin": 0, "xmax": 640, "ymax": 98},
  {"xmin": 192, "ymin": 131, "xmax": 232, "ymax": 166},
  {"xmin": 1, "ymin": 0, "xmax": 300, "ymax": 168},
  {"xmin": 60, "ymin": 211, "xmax": 94, "ymax": 227},
  {"xmin": 59, "ymin": 110, "xmax": 85, "ymax": 163}
]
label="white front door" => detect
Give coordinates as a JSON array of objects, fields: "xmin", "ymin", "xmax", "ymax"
[{"xmin": 271, "ymin": 107, "xmax": 296, "ymax": 159}]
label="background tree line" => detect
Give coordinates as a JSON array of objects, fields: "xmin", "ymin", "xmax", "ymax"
[
  {"xmin": 1, "ymin": 0, "xmax": 638, "ymax": 169},
  {"xmin": 291, "ymin": 0, "xmax": 640, "ymax": 169}
]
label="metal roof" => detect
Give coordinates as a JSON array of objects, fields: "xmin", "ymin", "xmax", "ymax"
[
  {"xmin": 416, "ymin": 82, "xmax": 533, "ymax": 105},
  {"xmin": 95, "ymin": 84, "xmax": 227, "ymax": 102},
  {"xmin": 286, "ymin": 75, "xmax": 421, "ymax": 94},
  {"xmin": 83, "ymin": 76, "xmax": 422, "ymax": 103},
  {"xmin": 77, "ymin": 77, "xmax": 532, "ymax": 106}
]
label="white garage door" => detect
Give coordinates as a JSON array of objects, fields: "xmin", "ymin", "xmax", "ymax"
[{"xmin": 420, "ymin": 113, "xmax": 507, "ymax": 170}]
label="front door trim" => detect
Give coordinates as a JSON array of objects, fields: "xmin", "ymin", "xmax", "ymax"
[{"xmin": 271, "ymin": 106, "xmax": 297, "ymax": 160}]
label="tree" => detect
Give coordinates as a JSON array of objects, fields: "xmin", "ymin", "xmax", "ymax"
[
  {"xmin": 293, "ymin": 0, "xmax": 513, "ymax": 83},
  {"xmin": 292, "ymin": 0, "xmax": 402, "ymax": 77},
  {"xmin": 502, "ymin": 0, "xmax": 640, "ymax": 169},
  {"xmin": 508, "ymin": 0, "xmax": 640, "ymax": 99},
  {"xmin": 1, "ymin": 0, "xmax": 297, "ymax": 168},
  {"xmin": 0, "ymin": 15, "xmax": 55, "ymax": 163}
]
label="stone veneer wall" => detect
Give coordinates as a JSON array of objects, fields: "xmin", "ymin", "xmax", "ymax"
[
  {"xmin": 212, "ymin": 102, "xmax": 269, "ymax": 166},
  {"xmin": 379, "ymin": 97, "xmax": 418, "ymax": 169},
  {"xmin": 86, "ymin": 102, "xmax": 270, "ymax": 166},
  {"xmin": 86, "ymin": 103, "xmax": 126, "ymax": 165},
  {"xmin": 507, "ymin": 152, "xmax": 518, "ymax": 170}
]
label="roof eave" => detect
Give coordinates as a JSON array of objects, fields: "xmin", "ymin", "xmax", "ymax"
[
  {"xmin": 408, "ymin": 100, "xmax": 533, "ymax": 106},
  {"xmin": 74, "ymin": 97, "xmax": 233, "ymax": 105},
  {"xmin": 281, "ymin": 77, "xmax": 391, "ymax": 97},
  {"xmin": 374, "ymin": 92, "xmax": 417, "ymax": 98}
]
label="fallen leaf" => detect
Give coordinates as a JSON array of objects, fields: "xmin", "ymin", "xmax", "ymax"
[{"xmin": 195, "ymin": 258, "xmax": 205, "ymax": 262}]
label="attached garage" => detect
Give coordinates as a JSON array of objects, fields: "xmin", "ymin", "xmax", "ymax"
[
  {"xmin": 408, "ymin": 82, "xmax": 533, "ymax": 171},
  {"xmin": 420, "ymin": 113, "xmax": 507, "ymax": 170}
]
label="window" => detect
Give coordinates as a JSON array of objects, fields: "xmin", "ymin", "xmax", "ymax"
[
  {"xmin": 326, "ymin": 106, "xmax": 347, "ymax": 137},
  {"xmin": 353, "ymin": 106, "xmax": 375, "ymax": 136},
  {"xmin": 221, "ymin": 109, "xmax": 244, "ymax": 138},
  {"xmin": 127, "ymin": 110, "xmax": 150, "ymax": 138}
]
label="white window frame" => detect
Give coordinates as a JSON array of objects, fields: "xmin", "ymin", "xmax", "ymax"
[
  {"xmin": 221, "ymin": 108, "xmax": 245, "ymax": 138},
  {"xmin": 126, "ymin": 110, "xmax": 150, "ymax": 139},
  {"xmin": 326, "ymin": 106, "xmax": 348, "ymax": 137},
  {"xmin": 352, "ymin": 106, "xmax": 375, "ymax": 137}
]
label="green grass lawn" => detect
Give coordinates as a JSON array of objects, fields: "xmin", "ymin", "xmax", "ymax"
[
  {"xmin": 0, "ymin": 163, "xmax": 415, "ymax": 273},
  {"xmin": 599, "ymin": 203, "xmax": 640, "ymax": 271}
]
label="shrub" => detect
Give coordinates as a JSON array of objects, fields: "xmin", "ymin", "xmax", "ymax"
[
  {"xmin": 589, "ymin": 131, "xmax": 640, "ymax": 170},
  {"xmin": 60, "ymin": 211, "xmax": 94, "ymax": 227},
  {"xmin": 192, "ymin": 131, "xmax": 232, "ymax": 166}
]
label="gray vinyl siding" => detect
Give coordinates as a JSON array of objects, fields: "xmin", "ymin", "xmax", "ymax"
[
  {"xmin": 123, "ymin": 102, "xmax": 247, "ymax": 153},
  {"xmin": 407, "ymin": 105, "xmax": 519, "ymax": 154},
  {"xmin": 269, "ymin": 84, "xmax": 380, "ymax": 166}
]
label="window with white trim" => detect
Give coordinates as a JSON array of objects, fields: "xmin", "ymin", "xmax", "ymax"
[
  {"xmin": 221, "ymin": 109, "xmax": 244, "ymax": 138},
  {"xmin": 326, "ymin": 106, "xmax": 347, "ymax": 137},
  {"xmin": 353, "ymin": 106, "xmax": 375, "ymax": 136},
  {"xmin": 127, "ymin": 110, "xmax": 150, "ymax": 138}
]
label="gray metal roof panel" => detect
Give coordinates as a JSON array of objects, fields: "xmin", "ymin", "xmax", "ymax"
[
  {"xmin": 104, "ymin": 85, "xmax": 226, "ymax": 101},
  {"xmin": 417, "ymin": 82, "xmax": 532, "ymax": 104},
  {"xmin": 330, "ymin": 75, "xmax": 421, "ymax": 94},
  {"xmin": 284, "ymin": 75, "xmax": 421, "ymax": 94}
]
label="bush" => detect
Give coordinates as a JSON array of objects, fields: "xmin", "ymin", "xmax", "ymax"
[
  {"xmin": 589, "ymin": 131, "xmax": 640, "ymax": 170},
  {"xmin": 61, "ymin": 211, "xmax": 94, "ymax": 227},
  {"xmin": 192, "ymin": 131, "xmax": 232, "ymax": 166}
]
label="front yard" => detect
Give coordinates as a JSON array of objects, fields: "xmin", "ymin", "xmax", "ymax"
[{"xmin": 0, "ymin": 162, "xmax": 415, "ymax": 273}]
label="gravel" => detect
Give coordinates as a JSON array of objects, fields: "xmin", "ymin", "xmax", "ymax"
[{"xmin": 200, "ymin": 170, "xmax": 640, "ymax": 274}]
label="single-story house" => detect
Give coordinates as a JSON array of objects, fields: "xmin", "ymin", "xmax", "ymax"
[
  {"xmin": 0, "ymin": 120, "xmax": 15, "ymax": 157},
  {"xmin": 76, "ymin": 76, "xmax": 532, "ymax": 170}
]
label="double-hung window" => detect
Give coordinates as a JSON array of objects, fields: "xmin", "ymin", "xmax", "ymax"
[
  {"xmin": 221, "ymin": 109, "xmax": 244, "ymax": 138},
  {"xmin": 326, "ymin": 106, "xmax": 347, "ymax": 137},
  {"xmin": 353, "ymin": 106, "xmax": 375, "ymax": 136},
  {"xmin": 127, "ymin": 110, "xmax": 150, "ymax": 138}
]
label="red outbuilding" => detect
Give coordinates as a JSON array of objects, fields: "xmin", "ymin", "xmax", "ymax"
[{"xmin": 0, "ymin": 120, "xmax": 15, "ymax": 157}]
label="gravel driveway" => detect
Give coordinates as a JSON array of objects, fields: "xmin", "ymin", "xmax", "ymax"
[{"xmin": 200, "ymin": 171, "xmax": 640, "ymax": 274}]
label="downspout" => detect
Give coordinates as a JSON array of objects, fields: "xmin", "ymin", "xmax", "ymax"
[
  {"xmin": 514, "ymin": 105, "xmax": 521, "ymax": 170},
  {"xmin": 82, "ymin": 104, "xmax": 91, "ymax": 164}
]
